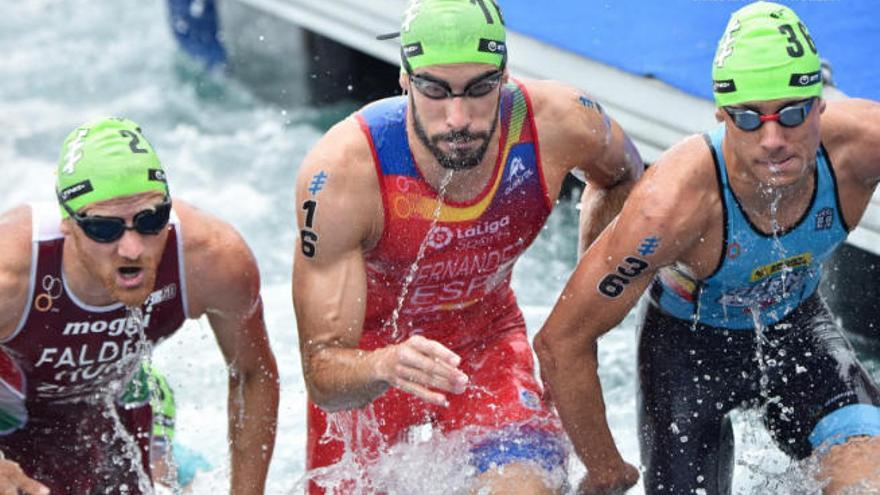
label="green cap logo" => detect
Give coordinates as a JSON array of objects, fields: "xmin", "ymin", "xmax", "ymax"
[
  {"xmin": 712, "ymin": 1, "xmax": 822, "ymax": 107},
  {"xmin": 55, "ymin": 117, "xmax": 170, "ymax": 218}
]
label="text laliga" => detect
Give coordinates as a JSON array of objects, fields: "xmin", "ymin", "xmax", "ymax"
[{"xmin": 456, "ymin": 216, "xmax": 510, "ymax": 239}]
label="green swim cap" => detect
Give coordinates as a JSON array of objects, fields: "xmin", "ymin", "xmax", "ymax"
[
  {"xmin": 399, "ymin": 0, "xmax": 507, "ymax": 73},
  {"xmin": 56, "ymin": 117, "xmax": 169, "ymax": 218},
  {"xmin": 712, "ymin": 1, "xmax": 822, "ymax": 107}
]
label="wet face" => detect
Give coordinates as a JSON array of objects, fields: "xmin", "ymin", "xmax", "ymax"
[
  {"xmin": 62, "ymin": 192, "xmax": 170, "ymax": 307},
  {"xmin": 402, "ymin": 63, "xmax": 505, "ymax": 171},
  {"xmin": 717, "ymin": 97, "xmax": 825, "ymax": 188}
]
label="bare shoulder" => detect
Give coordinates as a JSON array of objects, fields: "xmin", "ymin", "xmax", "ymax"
[
  {"xmin": 627, "ymin": 135, "xmax": 719, "ymax": 235},
  {"xmin": 821, "ymin": 98, "xmax": 880, "ymax": 177},
  {"xmin": 297, "ymin": 114, "xmax": 381, "ymax": 200},
  {"xmin": 296, "ymin": 112, "xmax": 384, "ymax": 253},
  {"xmin": 0, "ymin": 205, "xmax": 35, "ymax": 336},
  {"xmin": 173, "ymin": 200, "xmax": 259, "ymax": 318},
  {"xmin": 521, "ymin": 78, "xmax": 610, "ymax": 147},
  {"xmin": 0, "ymin": 205, "xmax": 34, "ymax": 258},
  {"xmin": 519, "ymin": 78, "xmax": 633, "ymax": 192}
]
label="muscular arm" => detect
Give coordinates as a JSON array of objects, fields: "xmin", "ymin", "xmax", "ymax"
[
  {"xmin": 527, "ymin": 80, "xmax": 644, "ymax": 253},
  {"xmin": 0, "ymin": 206, "xmax": 33, "ymax": 339},
  {"xmin": 572, "ymin": 95, "xmax": 644, "ymax": 253},
  {"xmin": 534, "ymin": 139, "xmax": 713, "ymax": 493},
  {"xmin": 179, "ymin": 202, "xmax": 279, "ymax": 495},
  {"xmin": 821, "ymin": 99, "xmax": 880, "ymax": 229},
  {"xmin": 293, "ymin": 118, "xmax": 467, "ymax": 411},
  {"xmin": 0, "ymin": 205, "xmax": 51, "ymax": 494},
  {"xmin": 825, "ymin": 99, "xmax": 880, "ymax": 186}
]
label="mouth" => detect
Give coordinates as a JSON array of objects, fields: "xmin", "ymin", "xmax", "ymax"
[
  {"xmin": 763, "ymin": 156, "xmax": 796, "ymax": 173},
  {"xmin": 446, "ymin": 140, "xmax": 474, "ymax": 151},
  {"xmin": 116, "ymin": 266, "xmax": 145, "ymax": 288}
]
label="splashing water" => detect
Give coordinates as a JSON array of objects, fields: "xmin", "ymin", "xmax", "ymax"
[
  {"xmin": 297, "ymin": 415, "xmax": 570, "ymax": 495},
  {"xmin": 92, "ymin": 306, "xmax": 157, "ymax": 494},
  {"xmin": 386, "ymin": 169, "xmax": 455, "ymax": 340},
  {"xmin": 295, "ymin": 408, "xmax": 477, "ymax": 495},
  {"xmin": 5, "ymin": 2, "xmax": 878, "ymax": 492},
  {"xmin": 98, "ymin": 392, "xmax": 155, "ymax": 494}
]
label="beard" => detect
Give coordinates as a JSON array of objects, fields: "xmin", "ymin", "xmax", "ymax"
[
  {"xmin": 104, "ymin": 266, "xmax": 158, "ymax": 308},
  {"xmin": 411, "ymin": 93, "xmax": 501, "ymax": 171},
  {"xmin": 74, "ymin": 235, "xmax": 162, "ymax": 308}
]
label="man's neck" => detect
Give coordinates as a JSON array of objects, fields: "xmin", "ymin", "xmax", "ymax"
[{"xmin": 726, "ymin": 159, "xmax": 816, "ymax": 234}]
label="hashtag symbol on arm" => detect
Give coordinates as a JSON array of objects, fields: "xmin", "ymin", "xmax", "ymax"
[
  {"xmin": 638, "ymin": 236, "xmax": 660, "ymax": 256},
  {"xmin": 308, "ymin": 171, "xmax": 329, "ymax": 195}
]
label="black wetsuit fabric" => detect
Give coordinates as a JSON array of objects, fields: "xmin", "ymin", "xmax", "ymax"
[{"xmin": 637, "ymin": 294, "xmax": 880, "ymax": 495}]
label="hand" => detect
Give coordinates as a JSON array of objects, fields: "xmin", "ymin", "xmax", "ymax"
[
  {"xmin": 578, "ymin": 460, "xmax": 639, "ymax": 495},
  {"xmin": 0, "ymin": 458, "xmax": 50, "ymax": 495},
  {"xmin": 373, "ymin": 335, "xmax": 469, "ymax": 406}
]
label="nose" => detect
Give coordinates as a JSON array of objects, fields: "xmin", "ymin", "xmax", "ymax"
[
  {"xmin": 444, "ymin": 96, "xmax": 470, "ymax": 130},
  {"xmin": 758, "ymin": 120, "xmax": 787, "ymax": 153},
  {"xmin": 116, "ymin": 229, "xmax": 145, "ymax": 260}
]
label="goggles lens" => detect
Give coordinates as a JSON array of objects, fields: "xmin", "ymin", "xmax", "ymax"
[{"xmin": 410, "ymin": 70, "xmax": 503, "ymax": 100}]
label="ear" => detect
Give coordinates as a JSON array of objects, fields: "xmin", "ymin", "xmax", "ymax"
[
  {"xmin": 501, "ymin": 69, "xmax": 510, "ymax": 85},
  {"xmin": 714, "ymin": 108, "xmax": 725, "ymax": 123},
  {"xmin": 817, "ymin": 98, "xmax": 827, "ymax": 114},
  {"xmin": 59, "ymin": 218, "xmax": 73, "ymax": 236},
  {"xmin": 399, "ymin": 70, "xmax": 409, "ymax": 94}
]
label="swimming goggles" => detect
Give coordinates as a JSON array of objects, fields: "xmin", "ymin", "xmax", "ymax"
[
  {"xmin": 724, "ymin": 98, "xmax": 815, "ymax": 131},
  {"xmin": 60, "ymin": 199, "xmax": 172, "ymax": 243}
]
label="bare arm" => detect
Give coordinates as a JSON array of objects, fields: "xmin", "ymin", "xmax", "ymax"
[
  {"xmin": 820, "ymin": 99, "xmax": 880, "ymax": 231},
  {"xmin": 824, "ymin": 98, "xmax": 880, "ymax": 187},
  {"xmin": 572, "ymin": 96, "xmax": 644, "ymax": 253},
  {"xmin": 0, "ymin": 206, "xmax": 34, "ymax": 339},
  {"xmin": 535, "ymin": 140, "xmax": 712, "ymax": 494},
  {"xmin": 180, "ymin": 203, "xmax": 279, "ymax": 495},
  {"xmin": 527, "ymin": 81, "xmax": 644, "ymax": 253},
  {"xmin": 0, "ymin": 206, "xmax": 50, "ymax": 495},
  {"xmin": 293, "ymin": 119, "xmax": 467, "ymax": 411}
]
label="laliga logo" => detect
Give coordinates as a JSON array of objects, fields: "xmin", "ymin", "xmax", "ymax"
[
  {"xmin": 62, "ymin": 129, "xmax": 89, "ymax": 175},
  {"xmin": 427, "ymin": 226, "xmax": 454, "ymax": 250}
]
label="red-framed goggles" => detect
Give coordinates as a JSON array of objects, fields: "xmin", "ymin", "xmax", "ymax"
[{"xmin": 724, "ymin": 98, "xmax": 815, "ymax": 132}]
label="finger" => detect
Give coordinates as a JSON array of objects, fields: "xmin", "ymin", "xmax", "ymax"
[
  {"xmin": 394, "ymin": 362, "xmax": 463, "ymax": 393},
  {"xmin": 393, "ymin": 378, "xmax": 449, "ymax": 406},
  {"xmin": 396, "ymin": 349, "xmax": 468, "ymax": 390},
  {"xmin": 406, "ymin": 336, "xmax": 462, "ymax": 367}
]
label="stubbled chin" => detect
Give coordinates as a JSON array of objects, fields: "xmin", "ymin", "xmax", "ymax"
[{"xmin": 106, "ymin": 271, "xmax": 157, "ymax": 307}]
